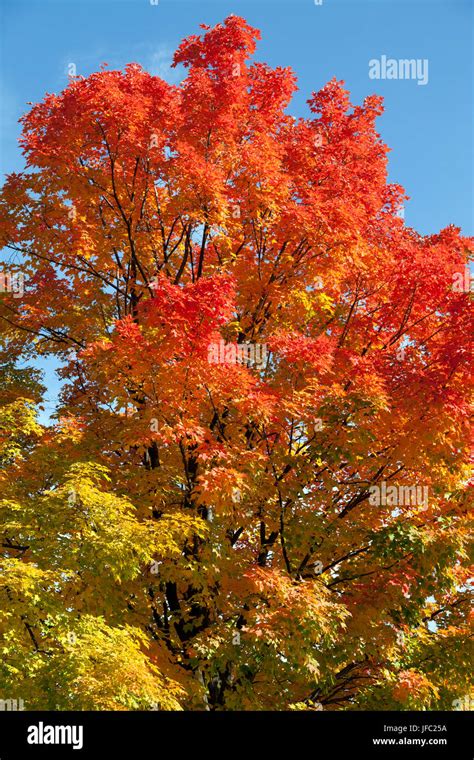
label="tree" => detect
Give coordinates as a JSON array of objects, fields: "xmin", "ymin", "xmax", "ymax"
[{"xmin": 0, "ymin": 15, "xmax": 472, "ymax": 711}]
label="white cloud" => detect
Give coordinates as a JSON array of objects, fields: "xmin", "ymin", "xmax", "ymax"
[{"xmin": 148, "ymin": 44, "xmax": 184, "ymax": 84}]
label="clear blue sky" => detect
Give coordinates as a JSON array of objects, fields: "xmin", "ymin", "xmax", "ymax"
[{"xmin": 1, "ymin": 0, "xmax": 473, "ymax": 419}]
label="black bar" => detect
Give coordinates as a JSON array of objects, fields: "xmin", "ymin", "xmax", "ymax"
[{"xmin": 0, "ymin": 710, "xmax": 471, "ymax": 757}]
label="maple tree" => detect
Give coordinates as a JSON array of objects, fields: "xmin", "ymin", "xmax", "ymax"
[{"xmin": 0, "ymin": 15, "xmax": 472, "ymax": 711}]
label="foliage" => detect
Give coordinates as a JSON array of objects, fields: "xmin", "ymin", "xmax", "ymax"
[{"xmin": 0, "ymin": 15, "xmax": 472, "ymax": 710}]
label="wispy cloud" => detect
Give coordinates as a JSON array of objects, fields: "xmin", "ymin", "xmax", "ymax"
[{"xmin": 148, "ymin": 44, "xmax": 184, "ymax": 84}]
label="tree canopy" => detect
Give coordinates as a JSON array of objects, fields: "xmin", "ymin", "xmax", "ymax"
[{"xmin": 0, "ymin": 15, "xmax": 472, "ymax": 710}]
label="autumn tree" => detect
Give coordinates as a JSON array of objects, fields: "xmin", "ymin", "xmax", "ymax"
[{"xmin": 0, "ymin": 15, "xmax": 472, "ymax": 710}]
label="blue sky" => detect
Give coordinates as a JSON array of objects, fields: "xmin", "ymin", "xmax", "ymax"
[{"xmin": 1, "ymin": 0, "xmax": 473, "ymax": 419}]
